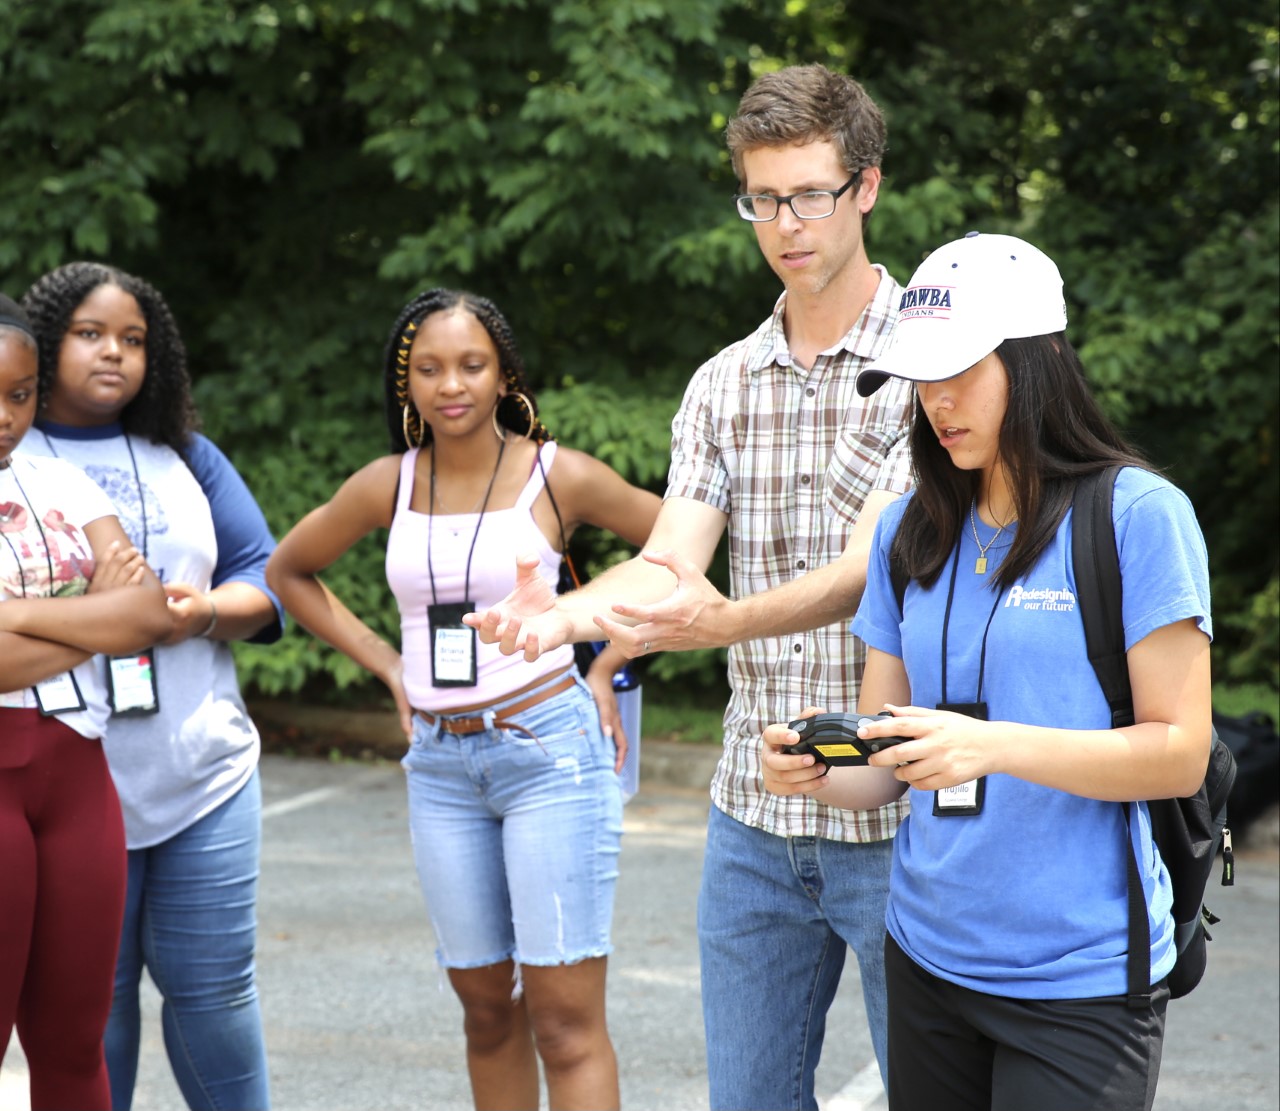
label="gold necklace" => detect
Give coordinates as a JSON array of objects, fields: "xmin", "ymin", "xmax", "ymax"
[
  {"xmin": 431, "ymin": 479, "xmax": 489, "ymax": 517},
  {"xmin": 969, "ymin": 502, "xmax": 1007, "ymax": 574}
]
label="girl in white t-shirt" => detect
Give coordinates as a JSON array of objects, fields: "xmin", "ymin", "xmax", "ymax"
[
  {"xmin": 21, "ymin": 262, "xmax": 283, "ymax": 1111},
  {"xmin": 0, "ymin": 295, "xmax": 170, "ymax": 1111}
]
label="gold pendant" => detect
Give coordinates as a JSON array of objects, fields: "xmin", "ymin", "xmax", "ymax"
[{"xmin": 974, "ymin": 556, "xmax": 988, "ymax": 574}]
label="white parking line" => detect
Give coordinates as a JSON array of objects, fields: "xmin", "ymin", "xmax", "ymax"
[
  {"xmin": 0, "ymin": 1035, "xmax": 29, "ymax": 1111},
  {"xmin": 261, "ymin": 766, "xmax": 395, "ymax": 821},
  {"xmin": 261, "ymin": 783, "xmax": 351, "ymax": 821}
]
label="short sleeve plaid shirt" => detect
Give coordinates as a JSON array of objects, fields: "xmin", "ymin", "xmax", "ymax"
[{"xmin": 666, "ymin": 266, "xmax": 915, "ymax": 840}]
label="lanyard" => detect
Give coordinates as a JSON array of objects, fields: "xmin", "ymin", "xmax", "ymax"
[
  {"xmin": 42, "ymin": 429, "xmax": 149, "ymax": 558},
  {"xmin": 0, "ymin": 465, "xmax": 56, "ymax": 598},
  {"xmin": 939, "ymin": 541, "xmax": 1004, "ymax": 705},
  {"xmin": 426, "ymin": 439, "xmax": 506, "ymax": 605}
]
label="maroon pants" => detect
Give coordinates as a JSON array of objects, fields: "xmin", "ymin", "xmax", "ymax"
[{"xmin": 1, "ymin": 708, "xmax": 126, "ymax": 1111}]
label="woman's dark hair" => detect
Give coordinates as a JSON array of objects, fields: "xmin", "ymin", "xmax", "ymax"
[
  {"xmin": 21, "ymin": 262, "xmax": 199, "ymax": 454},
  {"xmin": 893, "ymin": 333, "xmax": 1151, "ymax": 590},
  {"xmin": 0, "ymin": 294, "xmax": 38, "ymax": 350},
  {"xmin": 382, "ymin": 288, "xmax": 551, "ymax": 453}
]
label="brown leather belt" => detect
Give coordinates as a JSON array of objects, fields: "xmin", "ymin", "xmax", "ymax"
[{"xmin": 414, "ymin": 667, "xmax": 578, "ymax": 737}]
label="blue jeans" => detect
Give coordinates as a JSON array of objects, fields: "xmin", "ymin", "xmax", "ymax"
[
  {"xmin": 106, "ymin": 770, "xmax": 269, "ymax": 1111},
  {"xmin": 403, "ymin": 677, "xmax": 622, "ymax": 968},
  {"xmin": 698, "ymin": 804, "xmax": 893, "ymax": 1110}
]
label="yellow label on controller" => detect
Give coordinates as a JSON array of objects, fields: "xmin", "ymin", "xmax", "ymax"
[{"xmin": 815, "ymin": 742, "xmax": 864, "ymax": 758}]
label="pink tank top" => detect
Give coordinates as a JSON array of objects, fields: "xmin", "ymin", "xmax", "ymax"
[{"xmin": 385, "ymin": 441, "xmax": 576, "ymax": 711}]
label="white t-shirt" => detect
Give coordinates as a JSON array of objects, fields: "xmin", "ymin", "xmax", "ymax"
[
  {"xmin": 0, "ymin": 454, "xmax": 119, "ymax": 738},
  {"xmin": 21, "ymin": 424, "xmax": 277, "ymax": 848}
]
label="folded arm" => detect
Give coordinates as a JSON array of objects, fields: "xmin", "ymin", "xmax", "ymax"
[
  {"xmin": 161, "ymin": 580, "xmax": 279, "ymax": 646},
  {"xmin": 0, "ymin": 517, "xmax": 172, "ymax": 689},
  {"xmin": 0, "ymin": 635, "xmax": 93, "ymax": 694}
]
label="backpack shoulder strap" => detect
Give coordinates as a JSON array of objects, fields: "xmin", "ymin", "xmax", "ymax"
[
  {"xmin": 1071, "ymin": 466, "xmax": 1133, "ymax": 729},
  {"xmin": 1071, "ymin": 465, "xmax": 1153, "ymax": 1007}
]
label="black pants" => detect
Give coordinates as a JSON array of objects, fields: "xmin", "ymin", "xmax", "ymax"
[{"xmin": 885, "ymin": 934, "xmax": 1169, "ymax": 1111}]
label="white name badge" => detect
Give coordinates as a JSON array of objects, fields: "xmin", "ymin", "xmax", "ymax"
[
  {"xmin": 34, "ymin": 671, "xmax": 87, "ymax": 716},
  {"xmin": 428, "ymin": 601, "xmax": 477, "ymax": 687},
  {"xmin": 107, "ymin": 651, "xmax": 160, "ymax": 716},
  {"xmin": 933, "ymin": 777, "xmax": 986, "ymax": 817},
  {"xmin": 433, "ymin": 627, "xmax": 476, "ymax": 684}
]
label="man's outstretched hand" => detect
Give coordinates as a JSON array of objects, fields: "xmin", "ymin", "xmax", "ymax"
[
  {"xmin": 463, "ymin": 554, "xmax": 574, "ymax": 661},
  {"xmin": 592, "ymin": 549, "xmax": 733, "ymax": 658}
]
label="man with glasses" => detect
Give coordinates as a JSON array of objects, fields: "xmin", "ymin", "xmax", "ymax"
[{"xmin": 468, "ymin": 64, "xmax": 913, "ymax": 1109}]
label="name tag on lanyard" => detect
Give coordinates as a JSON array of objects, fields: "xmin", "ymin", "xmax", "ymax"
[
  {"xmin": 932, "ymin": 534, "xmax": 1008, "ymax": 818},
  {"xmin": 424, "ymin": 439, "xmax": 507, "ymax": 689},
  {"xmin": 108, "ymin": 650, "xmax": 160, "ymax": 715},
  {"xmin": 34, "ymin": 670, "xmax": 87, "ymax": 716},
  {"xmin": 429, "ymin": 601, "xmax": 478, "ymax": 687},
  {"xmin": 932, "ymin": 700, "xmax": 988, "ymax": 816}
]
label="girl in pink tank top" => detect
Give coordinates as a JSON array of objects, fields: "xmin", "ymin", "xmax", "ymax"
[{"xmin": 266, "ymin": 289, "xmax": 659, "ymax": 1111}]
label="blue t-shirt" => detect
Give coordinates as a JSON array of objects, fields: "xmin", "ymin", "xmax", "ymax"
[{"xmin": 852, "ymin": 467, "xmax": 1211, "ymax": 999}]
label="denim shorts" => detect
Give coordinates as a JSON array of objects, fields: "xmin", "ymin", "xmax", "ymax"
[{"xmin": 402, "ymin": 676, "xmax": 623, "ymax": 970}]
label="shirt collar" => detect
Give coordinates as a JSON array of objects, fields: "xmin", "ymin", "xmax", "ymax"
[
  {"xmin": 33, "ymin": 418, "xmax": 125, "ymax": 442},
  {"xmin": 747, "ymin": 263, "xmax": 896, "ymax": 375}
]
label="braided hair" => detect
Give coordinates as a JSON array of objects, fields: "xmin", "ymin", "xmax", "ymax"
[
  {"xmin": 382, "ymin": 289, "xmax": 552, "ymax": 453},
  {"xmin": 22, "ymin": 262, "xmax": 199, "ymax": 455}
]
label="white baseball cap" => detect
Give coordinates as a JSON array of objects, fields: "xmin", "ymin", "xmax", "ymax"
[{"xmin": 856, "ymin": 231, "xmax": 1068, "ymax": 397}]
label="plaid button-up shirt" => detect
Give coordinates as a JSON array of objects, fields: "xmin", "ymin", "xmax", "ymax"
[{"xmin": 666, "ymin": 267, "xmax": 915, "ymax": 840}]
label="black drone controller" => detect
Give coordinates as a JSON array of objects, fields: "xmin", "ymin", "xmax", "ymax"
[{"xmin": 781, "ymin": 712, "xmax": 909, "ymax": 768}]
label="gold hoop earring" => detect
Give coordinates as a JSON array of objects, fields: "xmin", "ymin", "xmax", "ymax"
[
  {"xmin": 492, "ymin": 392, "xmax": 536, "ymax": 442},
  {"xmin": 403, "ymin": 404, "xmax": 424, "ymax": 448},
  {"xmin": 509, "ymin": 391, "xmax": 536, "ymax": 440}
]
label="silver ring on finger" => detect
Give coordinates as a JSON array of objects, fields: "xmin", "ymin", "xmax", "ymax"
[{"xmin": 643, "ymin": 641, "xmax": 652, "ymax": 653}]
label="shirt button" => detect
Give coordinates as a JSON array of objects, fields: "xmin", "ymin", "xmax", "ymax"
[
  {"xmin": 793, "ymin": 644, "xmax": 803, "ymax": 653},
  {"xmin": 797, "ymin": 559, "xmax": 806, "ymax": 570},
  {"xmin": 800, "ymin": 475, "xmax": 811, "ymax": 485},
  {"xmin": 805, "ymin": 387, "xmax": 816, "ymax": 398}
]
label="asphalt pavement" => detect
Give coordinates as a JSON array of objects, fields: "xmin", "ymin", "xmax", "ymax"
[{"xmin": 2, "ymin": 744, "xmax": 1277, "ymax": 1111}]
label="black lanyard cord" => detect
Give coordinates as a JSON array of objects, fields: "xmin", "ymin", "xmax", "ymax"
[
  {"xmin": 1, "ymin": 467, "xmax": 56, "ymax": 598},
  {"xmin": 122, "ymin": 434, "xmax": 148, "ymax": 559},
  {"xmin": 42, "ymin": 429, "xmax": 148, "ymax": 559},
  {"xmin": 0, "ymin": 529, "xmax": 28, "ymax": 596},
  {"xmin": 426, "ymin": 438, "xmax": 507, "ymax": 606},
  {"xmin": 939, "ymin": 541, "xmax": 1005, "ymax": 705}
]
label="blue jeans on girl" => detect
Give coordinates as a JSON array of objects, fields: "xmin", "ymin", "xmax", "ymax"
[
  {"xmin": 403, "ymin": 677, "xmax": 623, "ymax": 970},
  {"xmin": 105, "ymin": 769, "xmax": 269, "ymax": 1111}
]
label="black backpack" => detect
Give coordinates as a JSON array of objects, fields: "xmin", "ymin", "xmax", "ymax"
[
  {"xmin": 1211, "ymin": 708, "xmax": 1280, "ymax": 837},
  {"xmin": 889, "ymin": 467, "xmax": 1236, "ymax": 1004},
  {"xmin": 1072, "ymin": 466, "xmax": 1235, "ymax": 1004}
]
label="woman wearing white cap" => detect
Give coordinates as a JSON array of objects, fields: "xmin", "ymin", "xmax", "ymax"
[{"xmin": 761, "ymin": 232, "xmax": 1212, "ymax": 1109}]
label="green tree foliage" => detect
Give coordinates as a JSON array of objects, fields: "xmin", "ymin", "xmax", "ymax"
[
  {"xmin": 1, "ymin": 0, "xmax": 1275, "ymax": 703},
  {"xmin": 1027, "ymin": 4, "xmax": 1280, "ymax": 685}
]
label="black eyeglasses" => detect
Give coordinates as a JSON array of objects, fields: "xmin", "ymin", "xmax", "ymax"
[{"xmin": 733, "ymin": 172, "xmax": 862, "ymax": 223}]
